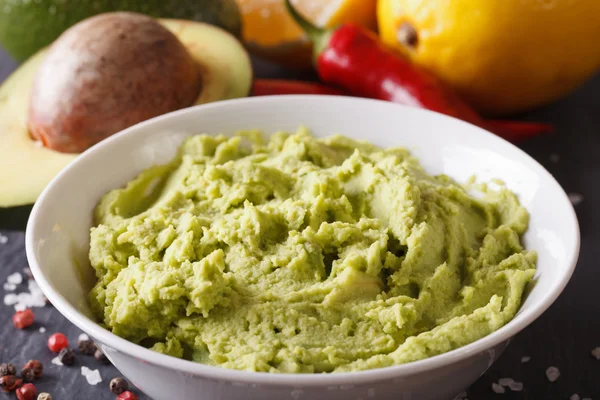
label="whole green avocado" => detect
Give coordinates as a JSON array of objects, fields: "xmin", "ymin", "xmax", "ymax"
[{"xmin": 0, "ymin": 0, "xmax": 242, "ymax": 61}]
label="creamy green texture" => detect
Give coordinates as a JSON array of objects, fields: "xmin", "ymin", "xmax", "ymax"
[{"xmin": 89, "ymin": 128, "xmax": 536, "ymax": 372}]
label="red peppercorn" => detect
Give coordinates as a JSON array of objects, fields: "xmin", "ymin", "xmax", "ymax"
[
  {"xmin": 0, "ymin": 375, "xmax": 22, "ymax": 392},
  {"xmin": 117, "ymin": 391, "xmax": 138, "ymax": 400},
  {"xmin": 22, "ymin": 360, "xmax": 43, "ymax": 379},
  {"xmin": 47, "ymin": 333, "xmax": 68, "ymax": 353},
  {"xmin": 16, "ymin": 383, "xmax": 36, "ymax": 400},
  {"xmin": 12, "ymin": 309, "xmax": 34, "ymax": 329}
]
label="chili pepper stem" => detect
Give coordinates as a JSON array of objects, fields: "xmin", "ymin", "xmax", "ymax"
[{"xmin": 284, "ymin": 0, "xmax": 332, "ymax": 61}]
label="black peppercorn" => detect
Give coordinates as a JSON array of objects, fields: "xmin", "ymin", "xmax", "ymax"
[
  {"xmin": 20, "ymin": 368, "xmax": 35, "ymax": 383},
  {"xmin": 21, "ymin": 360, "xmax": 43, "ymax": 379},
  {"xmin": 0, "ymin": 363, "xmax": 16, "ymax": 376},
  {"xmin": 77, "ymin": 339, "xmax": 96, "ymax": 355},
  {"xmin": 57, "ymin": 348, "xmax": 75, "ymax": 366},
  {"xmin": 94, "ymin": 349, "xmax": 109, "ymax": 364},
  {"xmin": 23, "ymin": 268, "xmax": 34, "ymax": 281},
  {"xmin": 109, "ymin": 377, "xmax": 129, "ymax": 395}
]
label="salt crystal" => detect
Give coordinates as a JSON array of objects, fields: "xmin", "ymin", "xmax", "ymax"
[
  {"xmin": 51, "ymin": 356, "xmax": 63, "ymax": 366},
  {"xmin": 7, "ymin": 273, "xmax": 23, "ymax": 285},
  {"xmin": 491, "ymin": 383, "xmax": 505, "ymax": 394},
  {"xmin": 259, "ymin": 8, "xmax": 271, "ymax": 18},
  {"xmin": 521, "ymin": 356, "xmax": 531, "ymax": 363},
  {"xmin": 508, "ymin": 381, "xmax": 523, "ymax": 392},
  {"xmin": 3, "ymin": 293, "xmax": 18, "ymax": 305},
  {"xmin": 3, "ymin": 283, "xmax": 16, "ymax": 291},
  {"xmin": 498, "ymin": 378, "xmax": 514, "ymax": 387},
  {"xmin": 571, "ymin": 395, "xmax": 581, "ymax": 400},
  {"xmin": 6, "ymin": 280, "xmax": 47, "ymax": 311},
  {"xmin": 591, "ymin": 347, "xmax": 600, "ymax": 360},
  {"xmin": 550, "ymin": 153, "xmax": 560, "ymax": 163},
  {"xmin": 0, "ymin": 234, "xmax": 7, "ymax": 244},
  {"xmin": 78, "ymin": 333, "xmax": 90, "ymax": 342},
  {"xmin": 81, "ymin": 367, "xmax": 102, "ymax": 385},
  {"xmin": 546, "ymin": 366, "xmax": 560, "ymax": 382},
  {"xmin": 39, "ymin": 327, "xmax": 46, "ymax": 333},
  {"xmin": 568, "ymin": 193, "xmax": 584, "ymax": 206}
]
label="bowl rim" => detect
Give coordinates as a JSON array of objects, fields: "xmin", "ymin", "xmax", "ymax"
[{"xmin": 26, "ymin": 95, "xmax": 580, "ymax": 386}]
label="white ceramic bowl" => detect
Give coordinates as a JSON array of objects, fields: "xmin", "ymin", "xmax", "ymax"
[{"xmin": 26, "ymin": 96, "xmax": 579, "ymax": 400}]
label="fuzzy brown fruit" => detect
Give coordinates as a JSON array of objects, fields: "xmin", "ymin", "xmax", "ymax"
[{"xmin": 27, "ymin": 12, "xmax": 202, "ymax": 153}]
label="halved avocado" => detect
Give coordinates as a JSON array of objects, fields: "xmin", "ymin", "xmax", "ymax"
[{"xmin": 0, "ymin": 18, "xmax": 252, "ymax": 208}]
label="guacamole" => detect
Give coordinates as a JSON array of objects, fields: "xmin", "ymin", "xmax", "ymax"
[{"xmin": 89, "ymin": 128, "xmax": 536, "ymax": 373}]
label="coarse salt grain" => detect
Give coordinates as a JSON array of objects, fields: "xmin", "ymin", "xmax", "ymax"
[
  {"xmin": 51, "ymin": 356, "xmax": 63, "ymax": 366},
  {"xmin": 508, "ymin": 381, "xmax": 523, "ymax": 392},
  {"xmin": 39, "ymin": 327, "xmax": 46, "ymax": 333},
  {"xmin": 546, "ymin": 366, "xmax": 560, "ymax": 382},
  {"xmin": 7, "ymin": 273, "xmax": 22, "ymax": 285},
  {"xmin": 3, "ymin": 279, "xmax": 47, "ymax": 311},
  {"xmin": 591, "ymin": 347, "xmax": 600, "ymax": 360},
  {"xmin": 81, "ymin": 366, "xmax": 102, "ymax": 385},
  {"xmin": 78, "ymin": 333, "xmax": 89, "ymax": 342},
  {"xmin": 521, "ymin": 356, "xmax": 531, "ymax": 363},
  {"xmin": 498, "ymin": 378, "xmax": 514, "ymax": 387},
  {"xmin": 3, "ymin": 283, "xmax": 16, "ymax": 291},
  {"xmin": 569, "ymin": 193, "xmax": 584, "ymax": 206},
  {"xmin": 571, "ymin": 395, "xmax": 581, "ymax": 400},
  {"xmin": 0, "ymin": 234, "xmax": 7, "ymax": 244},
  {"xmin": 491, "ymin": 383, "xmax": 505, "ymax": 394}
]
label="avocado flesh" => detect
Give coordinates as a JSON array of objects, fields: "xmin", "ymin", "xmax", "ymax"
[
  {"xmin": 0, "ymin": 0, "xmax": 241, "ymax": 61},
  {"xmin": 0, "ymin": 19, "xmax": 252, "ymax": 208}
]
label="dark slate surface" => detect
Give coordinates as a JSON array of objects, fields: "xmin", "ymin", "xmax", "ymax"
[{"xmin": 1, "ymin": 44, "xmax": 599, "ymax": 400}]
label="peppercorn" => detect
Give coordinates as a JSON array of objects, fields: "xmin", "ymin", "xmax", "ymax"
[
  {"xmin": 117, "ymin": 391, "xmax": 138, "ymax": 400},
  {"xmin": 57, "ymin": 348, "xmax": 75, "ymax": 366},
  {"xmin": 0, "ymin": 363, "xmax": 16, "ymax": 376},
  {"xmin": 16, "ymin": 383, "xmax": 36, "ymax": 400},
  {"xmin": 0, "ymin": 375, "xmax": 22, "ymax": 392},
  {"xmin": 77, "ymin": 339, "xmax": 96, "ymax": 355},
  {"xmin": 20, "ymin": 368, "xmax": 35, "ymax": 383},
  {"xmin": 22, "ymin": 361, "xmax": 43, "ymax": 379},
  {"xmin": 47, "ymin": 333, "xmax": 68, "ymax": 353},
  {"xmin": 94, "ymin": 349, "xmax": 109, "ymax": 364},
  {"xmin": 109, "ymin": 377, "xmax": 129, "ymax": 395},
  {"xmin": 37, "ymin": 393, "xmax": 52, "ymax": 400},
  {"xmin": 12, "ymin": 309, "xmax": 35, "ymax": 329}
]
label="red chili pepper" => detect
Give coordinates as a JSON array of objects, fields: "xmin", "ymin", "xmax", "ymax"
[
  {"xmin": 284, "ymin": 0, "xmax": 553, "ymax": 142},
  {"xmin": 252, "ymin": 79, "xmax": 346, "ymax": 97}
]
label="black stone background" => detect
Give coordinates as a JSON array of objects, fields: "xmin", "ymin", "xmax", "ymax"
[{"xmin": 1, "ymin": 46, "xmax": 599, "ymax": 399}]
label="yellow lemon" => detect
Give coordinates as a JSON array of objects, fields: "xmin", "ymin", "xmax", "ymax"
[
  {"xmin": 237, "ymin": 0, "xmax": 377, "ymax": 68},
  {"xmin": 378, "ymin": 0, "xmax": 600, "ymax": 115}
]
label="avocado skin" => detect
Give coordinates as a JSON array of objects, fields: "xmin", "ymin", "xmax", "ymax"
[{"xmin": 0, "ymin": 0, "xmax": 242, "ymax": 61}]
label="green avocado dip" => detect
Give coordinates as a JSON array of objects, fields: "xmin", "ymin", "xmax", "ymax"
[{"xmin": 89, "ymin": 128, "xmax": 536, "ymax": 373}]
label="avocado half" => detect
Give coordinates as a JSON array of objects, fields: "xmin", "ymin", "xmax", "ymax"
[
  {"xmin": 0, "ymin": 0, "xmax": 241, "ymax": 62},
  {"xmin": 0, "ymin": 19, "xmax": 252, "ymax": 208}
]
